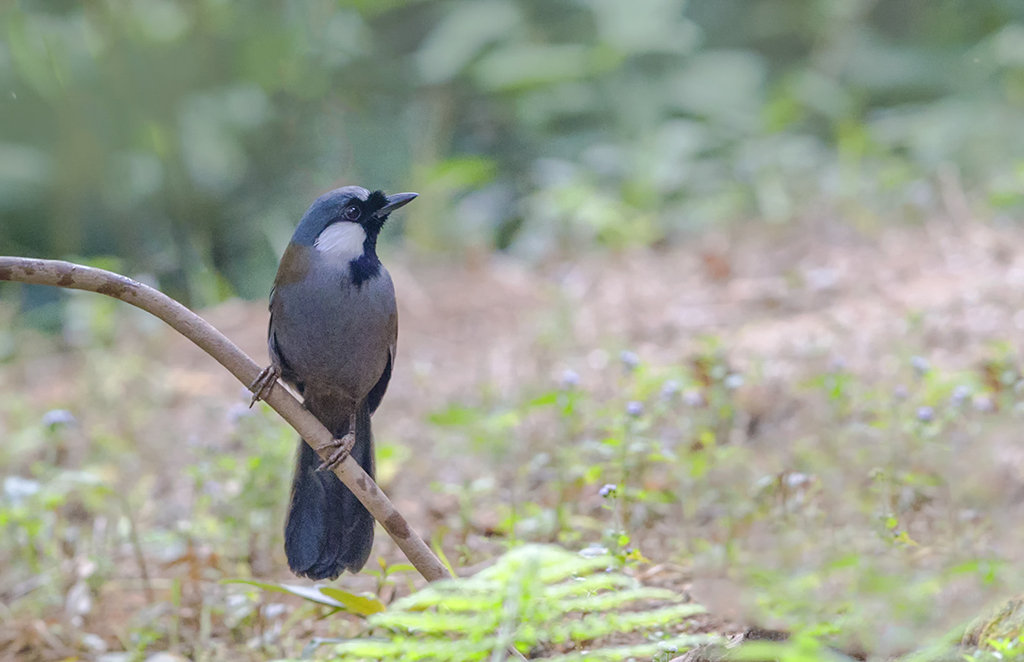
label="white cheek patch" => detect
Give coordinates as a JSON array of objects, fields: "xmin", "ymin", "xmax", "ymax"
[{"xmin": 315, "ymin": 222, "xmax": 367, "ymax": 262}]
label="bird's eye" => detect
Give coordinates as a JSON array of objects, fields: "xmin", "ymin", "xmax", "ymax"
[{"xmin": 343, "ymin": 205, "xmax": 360, "ymax": 222}]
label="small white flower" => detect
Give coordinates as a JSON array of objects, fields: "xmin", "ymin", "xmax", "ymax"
[
  {"xmin": 4, "ymin": 476, "xmax": 41, "ymax": 503},
  {"xmin": 42, "ymin": 409, "xmax": 76, "ymax": 429},
  {"xmin": 724, "ymin": 374, "xmax": 744, "ymax": 390}
]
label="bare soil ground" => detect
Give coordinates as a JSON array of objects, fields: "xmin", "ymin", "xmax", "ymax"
[{"xmin": 4, "ymin": 216, "xmax": 1024, "ymax": 660}]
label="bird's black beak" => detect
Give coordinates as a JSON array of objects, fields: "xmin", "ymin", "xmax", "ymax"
[{"xmin": 374, "ymin": 192, "xmax": 418, "ymax": 218}]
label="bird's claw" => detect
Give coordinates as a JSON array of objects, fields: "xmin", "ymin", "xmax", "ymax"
[
  {"xmin": 249, "ymin": 365, "xmax": 281, "ymax": 407},
  {"xmin": 316, "ymin": 432, "xmax": 356, "ymax": 472}
]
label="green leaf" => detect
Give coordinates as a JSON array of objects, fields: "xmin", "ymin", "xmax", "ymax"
[
  {"xmin": 421, "ymin": 156, "xmax": 497, "ymax": 190},
  {"xmin": 473, "ymin": 44, "xmax": 593, "ymax": 92},
  {"xmin": 429, "ymin": 405, "xmax": 480, "ymax": 427},
  {"xmin": 223, "ymin": 579, "xmax": 346, "ymax": 607},
  {"xmin": 527, "ymin": 391, "xmax": 559, "ymax": 408},
  {"xmin": 223, "ymin": 579, "xmax": 383, "ymax": 615},
  {"xmin": 318, "ymin": 587, "xmax": 386, "ymax": 616},
  {"xmin": 583, "ymin": 464, "xmax": 603, "ymax": 484},
  {"xmin": 415, "ymin": 0, "xmax": 522, "ymax": 84}
]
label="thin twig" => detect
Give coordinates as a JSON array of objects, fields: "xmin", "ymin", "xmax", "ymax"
[
  {"xmin": 0, "ymin": 256, "xmax": 451, "ymax": 583},
  {"xmin": 117, "ymin": 490, "xmax": 155, "ymax": 603}
]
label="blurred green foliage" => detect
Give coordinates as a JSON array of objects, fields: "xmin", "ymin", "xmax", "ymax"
[{"xmin": 2, "ymin": 0, "xmax": 1024, "ymax": 304}]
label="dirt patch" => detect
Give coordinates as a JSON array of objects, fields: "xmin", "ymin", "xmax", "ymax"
[{"xmin": 5, "ymin": 216, "xmax": 1024, "ymax": 659}]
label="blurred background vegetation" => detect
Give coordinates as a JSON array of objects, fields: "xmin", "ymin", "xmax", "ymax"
[
  {"xmin": 3, "ymin": 0, "xmax": 1024, "ymax": 310},
  {"xmin": 7, "ymin": 3, "xmax": 1024, "ymax": 658}
]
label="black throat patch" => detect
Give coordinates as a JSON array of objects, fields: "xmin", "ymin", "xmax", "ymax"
[{"xmin": 348, "ymin": 252, "xmax": 381, "ymax": 287}]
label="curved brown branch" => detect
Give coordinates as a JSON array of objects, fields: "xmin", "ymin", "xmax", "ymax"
[{"xmin": 0, "ymin": 256, "xmax": 450, "ymax": 583}]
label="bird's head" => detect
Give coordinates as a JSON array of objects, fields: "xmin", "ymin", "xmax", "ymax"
[{"xmin": 291, "ymin": 186, "xmax": 418, "ymax": 263}]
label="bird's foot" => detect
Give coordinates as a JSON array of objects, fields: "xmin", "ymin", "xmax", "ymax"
[
  {"xmin": 315, "ymin": 432, "xmax": 356, "ymax": 472},
  {"xmin": 248, "ymin": 365, "xmax": 281, "ymax": 407}
]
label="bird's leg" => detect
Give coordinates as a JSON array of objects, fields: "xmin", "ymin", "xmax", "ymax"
[
  {"xmin": 248, "ymin": 364, "xmax": 281, "ymax": 407},
  {"xmin": 316, "ymin": 414, "xmax": 357, "ymax": 472}
]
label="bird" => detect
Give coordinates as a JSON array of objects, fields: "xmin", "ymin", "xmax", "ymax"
[{"xmin": 249, "ymin": 185, "xmax": 417, "ymax": 580}]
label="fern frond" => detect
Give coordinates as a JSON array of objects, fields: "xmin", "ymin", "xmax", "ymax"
[
  {"xmin": 330, "ymin": 545, "xmax": 710, "ymax": 661},
  {"xmin": 387, "ymin": 582, "xmax": 505, "ymax": 612},
  {"xmin": 550, "ymin": 603, "xmax": 707, "ymax": 643},
  {"xmin": 331, "ymin": 635, "xmax": 499, "ymax": 661},
  {"xmin": 555, "ymin": 587, "xmax": 684, "ymax": 615},
  {"xmin": 369, "ymin": 610, "xmax": 502, "ymax": 635},
  {"xmin": 545, "ymin": 573, "xmax": 638, "ymax": 600},
  {"xmin": 543, "ymin": 634, "xmax": 723, "ymax": 662},
  {"xmin": 472, "ymin": 545, "xmax": 614, "ymax": 584}
]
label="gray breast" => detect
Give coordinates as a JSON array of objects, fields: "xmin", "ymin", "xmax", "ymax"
[{"xmin": 273, "ymin": 260, "xmax": 396, "ymax": 404}]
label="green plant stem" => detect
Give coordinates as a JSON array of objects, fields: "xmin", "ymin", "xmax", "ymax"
[{"xmin": 117, "ymin": 490, "xmax": 154, "ymax": 604}]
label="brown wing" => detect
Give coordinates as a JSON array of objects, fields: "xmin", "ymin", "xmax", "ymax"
[{"xmin": 266, "ymin": 248, "xmax": 308, "ymax": 394}]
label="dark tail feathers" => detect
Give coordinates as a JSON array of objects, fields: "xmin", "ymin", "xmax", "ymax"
[{"xmin": 284, "ymin": 402, "xmax": 375, "ymax": 580}]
